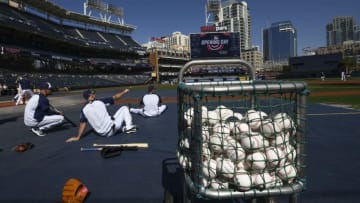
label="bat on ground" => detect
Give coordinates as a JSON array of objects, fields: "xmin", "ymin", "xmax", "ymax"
[
  {"xmin": 81, "ymin": 145, "xmax": 141, "ymax": 158},
  {"xmin": 49, "ymin": 104, "xmax": 77, "ymax": 127},
  {"xmin": 92, "ymin": 143, "xmax": 149, "ymax": 148}
]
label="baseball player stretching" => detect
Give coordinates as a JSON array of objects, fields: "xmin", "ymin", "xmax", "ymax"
[
  {"xmin": 15, "ymin": 75, "xmax": 34, "ymax": 105},
  {"xmin": 130, "ymin": 85, "xmax": 167, "ymax": 117},
  {"xmin": 24, "ymin": 82, "xmax": 64, "ymax": 136},
  {"xmin": 66, "ymin": 88, "xmax": 137, "ymax": 142}
]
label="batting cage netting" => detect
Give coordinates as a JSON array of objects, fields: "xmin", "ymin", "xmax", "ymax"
[{"xmin": 176, "ymin": 59, "xmax": 309, "ymax": 202}]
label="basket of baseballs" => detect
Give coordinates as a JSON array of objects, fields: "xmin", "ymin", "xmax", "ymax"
[{"xmin": 177, "ymin": 105, "xmax": 299, "ymax": 192}]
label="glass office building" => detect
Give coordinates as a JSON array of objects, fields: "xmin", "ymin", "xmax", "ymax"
[
  {"xmin": 326, "ymin": 16, "xmax": 356, "ymax": 46},
  {"xmin": 263, "ymin": 21, "xmax": 297, "ymax": 62}
]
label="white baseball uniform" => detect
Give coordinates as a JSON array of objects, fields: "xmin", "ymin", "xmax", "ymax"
[
  {"xmin": 16, "ymin": 78, "xmax": 33, "ymax": 105},
  {"xmin": 130, "ymin": 93, "xmax": 167, "ymax": 117},
  {"xmin": 24, "ymin": 94, "xmax": 64, "ymax": 130},
  {"xmin": 80, "ymin": 97, "xmax": 134, "ymax": 137}
]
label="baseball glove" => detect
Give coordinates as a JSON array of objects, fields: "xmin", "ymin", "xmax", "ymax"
[
  {"xmin": 62, "ymin": 178, "xmax": 89, "ymax": 203},
  {"xmin": 11, "ymin": 142, "xmax": 34, "ymax": 152}
]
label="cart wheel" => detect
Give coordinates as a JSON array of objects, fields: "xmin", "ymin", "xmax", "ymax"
[{"xmin": 164, "ymin": 189, "xmax": 174, "ymax": 203}]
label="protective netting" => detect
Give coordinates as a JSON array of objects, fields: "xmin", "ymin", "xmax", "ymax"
[{"xmin": 177, "ymin": 80, "xmax": 308, "ymax": 199}]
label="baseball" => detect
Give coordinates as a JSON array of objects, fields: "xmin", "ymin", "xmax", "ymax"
[
  {"xmin": 210, "ymin": 179, "xmax": 229, "ymax": 190},
  {"xmin": 200, "ymin": 178, "xmax": 209, "ymax": 188},
  {"xmin": 273, "ymin": 112, "xmax": 295, "ymax": 131},
  {"xmin": 253, "ymin": 172, "xmax": 279, "ymax": 189},
  {"xmin": 245, "ymin": 151, "xmax": 267, "ymax": 171},
  {"xmin": 202, "ymin": 159, "xmax": 217, "ymax": 179},
  {"xmin": 245, "ymin": 110, "xmax": 268, "ymax": 131},
  {"xmin": 207, "ymin": 110, "xmax": 220, "ymax": 126},
  {"xmin": 270, "ymin": 132, "xmax": 290, "ymax": 147},
  {"xmin": 201, "ymin": 106, "xmax": 208, "ymax": 124},
  {"xmin": 240, "ymin": 133, "xmax": 265, "ymax": 151},
  {"xmin": 212, "ymin": 123, "xmax": 231, "ymax": 138},
  {"xmin": 277, "ymin": 164, "xmax": 297, "ymax": 183},
  {"xmin": 178, "ymin": 154, "xmax": 190, "ymax": 169},
  {"xmin": 233, "ymin": 122, "xmax": 251, "ymax": 140},
  {"xmin": 265, "ymin": 146, "xmax": 286, "ymax": 168},
  {"xmin": 184, "ymin": 107, "xmax": 194, "ymax": 126},
  {"xmin": 202, "ymin": 146, "xmax": 212, "ymax": 160},
  {"xmin": 216, "ymin": 158, "xmax": 236, "ymax": 179},
  {"xmin": 260, "ymin": 119, "xmax": 281, "ymax": 138},
  {"xmin": 201, "ymin": 125, "xmax": 210, "ymax": 143},
  {"xmin": 234, "ymin": 170, "xmax": 252, "ymax": 191},
  {"xmin": 227, "ymin": 120, "xmax": 240, "ymax": 132},
  {"xmin": 217, "ymin": 106, "xmax": 234, "ymax": 121},
  {"xmin": 179, "ymin": 138, "xmax": 190, "ymax": 149},
  {"xmin": 209, "ymin": 133, "xmax": 226, "ymax": 154},
  {"xmin": 225, "ymin": 139, "xmax": 246, "ymax": 163},
  {"xmin": 233, "ymin": 112, "xmax": 243, "ymax": 121},
  {"xmin": 284, "ymin": 144, "xmax": 297, "ymax": 162},
  {"xmin": 236, "ymin": 161, "xmax": 248, "ymax": 171}
]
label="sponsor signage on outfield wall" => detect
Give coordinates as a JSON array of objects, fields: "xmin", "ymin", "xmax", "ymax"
[{"xmin": 190, "ymin": 32, "xmax": 240, "ymax": 59}]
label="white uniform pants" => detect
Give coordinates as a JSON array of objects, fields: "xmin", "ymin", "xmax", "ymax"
[
  {"xmin": 130, "ymin": 104, "xmax": 167, "ymax": 117},
  {"xmin": 27, "ymin": 115, "xmax": 64, "ymax": 131},
  {"xmin": 107, "ymin": 106, "xmax": 134, "ymax": 136},
  {"xmin": 16, "ymin": 89, "xmax": 33, "ymax": 105}
]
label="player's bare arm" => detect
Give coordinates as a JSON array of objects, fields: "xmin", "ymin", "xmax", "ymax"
[
  {"xmin": 112, "ymin": 88, "xmax": 129, "ymax": 101},
  {"xmin": 66, "ymin": 122, "xmax": 87, "ymax": 142}
]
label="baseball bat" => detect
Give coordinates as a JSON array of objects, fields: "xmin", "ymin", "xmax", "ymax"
[
  {"xmin": 93, "ymin": 143, "xmax": 149, "ymax": 148},
  {"xmin": 49, "ymin": 104, "xmax": 77, "ymax": 127},
  {"xmin": 80, "ymin": 147, "xmax": 103, "ymax": 151}
]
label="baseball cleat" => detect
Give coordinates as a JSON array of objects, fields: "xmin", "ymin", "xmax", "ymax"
[
  {"xmin": 31, "ymin": 128, "xmax": 46, "ymax": 137},
  {"xmin": 122, "ymin": 125, "xmax": 138, "ymax": 134}
]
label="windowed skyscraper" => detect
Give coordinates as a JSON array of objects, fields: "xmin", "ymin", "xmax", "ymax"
[
  {"xmin": 213, "ymin": 0, "xmax": 251, "ymax": 51},
  {"xmin": 326, "ymin": 16, "xmax": 356, "ymax": 46},
  {"xmin": 262, "ymin": 21, "xmax": 297, "ymax": 62}
]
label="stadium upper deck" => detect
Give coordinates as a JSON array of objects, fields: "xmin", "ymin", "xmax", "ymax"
[
  {"xmin": 0, "ymin": 2, "xmax": 143, "ymax": 53},
  {"xmin": 0, "ymin": 1, "xmax": 153, "ymax": 93}
]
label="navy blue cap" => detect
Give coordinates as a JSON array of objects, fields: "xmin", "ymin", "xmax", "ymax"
[
  {"xmin": 148, "ymin": 85, "xmax": 156, "ymax": 92},
  {"xmin": 83, "ymin": 89, "xmax": 96, "ymax": 100},
  {"xmin": 39, "ymin": 82, "xmax": 53, "ymax": 90}
]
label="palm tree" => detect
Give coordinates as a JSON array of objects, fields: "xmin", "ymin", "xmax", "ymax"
[{"xmin": 341, "ymin": 56, "xmax": 356, "ymax": 74}]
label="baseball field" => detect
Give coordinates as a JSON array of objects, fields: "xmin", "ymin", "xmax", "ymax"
[{"xmin": 0, "ymin": 78, "xmax": 359, "ymax": 203}]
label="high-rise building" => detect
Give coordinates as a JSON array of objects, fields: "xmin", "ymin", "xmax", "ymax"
[
  {"xmin": 211, "ymin": 0, "xmax": 251, "ymax": 51},
  {"xmin": 165, "ymin": 31, "xmax": 190, "ymax": 51},
  {"xmin": 353, "ymin": 25, "xmax": 360, "ymax": 42},
  {"xmin": 241, "ymin": 46, "xmax": 263, "ymax": 71},
  {"xmin": 262, "ymin": 21, "xmax": 297, "ymax": 62},
  {"xmin": 326, "ymin": 16, "xmax": 356, "ymax": 46}
]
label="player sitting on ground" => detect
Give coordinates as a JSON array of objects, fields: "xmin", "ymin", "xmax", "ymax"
[
  {"xmin": 24, "ymin": 82, "xmax": 64, "ymax": 136},
  {"xmin": 130, "ymin": 85, "xmax": 167, "ymax": 117},
  {"xmin": 15, "ymin": 75, "xmax": 34, "ymax": 106},
  {"xmin": 66, "ymin": 89, "xmax": 137, "ymax": 142}
]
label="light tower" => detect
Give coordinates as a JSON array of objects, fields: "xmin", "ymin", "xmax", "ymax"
[
  {"xmin": 84, "ymin": 0, "xmax": 124, "ymax": 25},
  {"xmin": 205, "ymin": 0, "xmax": 221, "ymax": 25}
]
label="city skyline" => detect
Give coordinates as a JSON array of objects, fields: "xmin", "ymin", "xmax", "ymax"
[{"xmin": 51, "ymin": 0, "xmax": 360, "ymax": 55}]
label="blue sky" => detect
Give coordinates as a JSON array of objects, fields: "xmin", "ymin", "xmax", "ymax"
[{"xmin": 51, "ymin": 0, "xmax": 360, "ymax": 55}]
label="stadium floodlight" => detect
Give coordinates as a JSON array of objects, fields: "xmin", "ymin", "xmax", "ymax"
[
  {"xmin": 108, "ymin": 4, "xmax": 123, "ymax": 17},
  {"xmin": 205, "ymin": 0, "xmax": 221, "ymax": 25},
  {"xmin": 86, "ymin": 0, "xmax": 107, "ymax": 12},
  {"xmin": 207, "ymin": 0, "xmax": 220, "ymax": 13}
]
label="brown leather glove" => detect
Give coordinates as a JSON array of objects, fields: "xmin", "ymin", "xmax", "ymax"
[{"xmin": 62, "ymin": 178, "xmax": 89, "ymax": 203}]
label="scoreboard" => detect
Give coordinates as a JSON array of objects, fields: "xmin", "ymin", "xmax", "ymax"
[{"xmin": 190, "ymin": 32, "xmax": 241, "ymax": 59}]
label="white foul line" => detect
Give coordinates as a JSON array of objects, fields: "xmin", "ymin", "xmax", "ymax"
[{"xmin": 307, "ymin": 112, "xmax": 360, "ymax": 116}]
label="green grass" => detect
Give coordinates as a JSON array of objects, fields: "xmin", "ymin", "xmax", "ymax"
[
  {"xmin": 308, "ymin": 84, "xmax": 359, "ymax": 92},
  {"xmin": 304, "ymin": 78, "xmax": 360, "ymax": 109},
  {"xmin": 309, "ymin": 95, "xmax": 360, "ymax": 109},
  {"xmin": 126, "ymin": 80, "xmax": 360, "ymax": 109}
]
